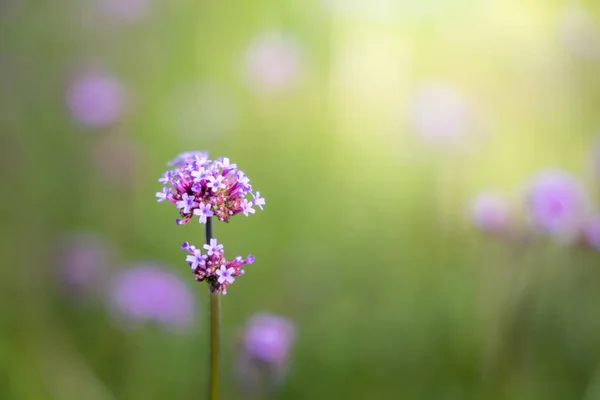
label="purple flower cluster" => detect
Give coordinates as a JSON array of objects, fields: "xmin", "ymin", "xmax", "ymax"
[
  {"xmin": 156, "ymin": 151, "xmax": 265, "ymax": 225},
  {"xmin": 181, "ymin": 239, "xmax": 254, "ymax": 294},
  {"xmin": 156, "ymin": 151, "xmax": 264, "ymax": 292}
]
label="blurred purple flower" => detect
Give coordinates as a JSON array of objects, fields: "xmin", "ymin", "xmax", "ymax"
[
  {"xmin": 583, "ymin": 215, "xmax": 600, "ymax": 251},
  {"xmin": 54, "ymin": 232, "xmax": 114, "ymax": 297},
  {"xmin": 409, "ymin": 82, "xmax": 473, "ymax": 144},
  {"xmin": 108, "ymin": 264, "xmax": 196, "ymax": 332},
  {"xmin": 243, "ymin": 31, "xmax": 302, "ymax": 93},
  {"xmin": 243, "ymin": 313, "xmax": 295, "ymax": 367},
  {"xmin": 470, "ymin": 191, "xmax": 510, "ymax": 234},
  {"xmin": 237, "ymin": 313, "xmax": 296, "ymax": 395},
  {"xmin": 526, "ymin": 169, "xmax": 590, "ymax": 243},
  {"xmin": 66, "ymin": 70, "xmax": 125, "ymax": 128},
  {"xmin": 98, "ymin": 0, "xmax": 152, "ymax": 22}
]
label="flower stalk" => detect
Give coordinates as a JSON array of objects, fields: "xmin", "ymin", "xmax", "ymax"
[
  {"xmin": 206, "ymin": 217, "xmax": 220, "ymax": 400},
  {"xmin": 155, "ymin": 151, "xmax": 264, "ymax": 399}
]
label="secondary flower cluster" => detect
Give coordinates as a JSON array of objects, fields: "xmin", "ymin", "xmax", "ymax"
[
  {"xmin": 182, "ymin": 239, "xmax": 254, "ymax": 294},
  {"xmin": 156, "ymin": 151, "xmax": 265, "ymax": 225}
]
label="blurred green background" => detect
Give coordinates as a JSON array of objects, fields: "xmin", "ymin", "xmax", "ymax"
[{"xmin": 3, "ymin": 0, "xmax": 600, "ymax": 399}]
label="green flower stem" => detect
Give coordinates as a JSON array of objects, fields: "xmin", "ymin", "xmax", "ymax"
[{"xmin": 206, "ymin": 217, "xmax": 220, "ymax": 400}]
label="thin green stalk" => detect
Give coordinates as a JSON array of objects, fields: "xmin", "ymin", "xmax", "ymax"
[
  {"xmin": 209, "ymin": 292, "xmax": 220, "ymax": 400},
  {"xmin": 206, "ymin": 217, "xmax": 220, "ymax": 400}
]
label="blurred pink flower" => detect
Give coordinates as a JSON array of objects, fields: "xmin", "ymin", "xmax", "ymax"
[
  {"xmin": 409, "ymin": 82, "xmax": 473, "ymax": 144},
  {"xmin": 526, "ymin": 169, "xmax": 590, "ymax": 243},
  {"xmin": 470, "ymin": 192, "xmax": 510, "ymax": 234},
  {"xmin": 54, "ymin": 232, "xmax": 114, "ymax": 297},
  {"xmin": 107, "ymin": 264, "xmax": 196, "ymax": 332},
  {"xmin": 66, "ymin": 70, "xmax": 125, "ymax": 128},
  {"xmin": 243, "ymin": 32, "xmax": 302, "ymax": 93}
]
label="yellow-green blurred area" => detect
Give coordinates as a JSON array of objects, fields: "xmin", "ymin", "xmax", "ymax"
[{"xmin": 4, "ymin": 0, "xmax": 600, "ymax": 399}]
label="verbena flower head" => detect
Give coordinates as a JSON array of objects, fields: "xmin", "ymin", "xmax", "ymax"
[
  {"xmin": 242, "ymin": 313, "xmax": 295, "ymax": 367},
  {"xmin": 583, "ymin": 214, "xmax": 600, "ymax": 251},
  {"xmin": 156, "ymin": 151, "xmax": 265, "ymax": 225},
  {"xmin": 181, "ymin": 239, "xmax": 254, "ymax": 294},
  {"xmin": 107, "ymin": 263, "xmax": 196, "ymax": 332},
  {"xmin": 526, "ymin": 169, "xmax": 590, "ymax": 243},
  {"xmin": 470, "ymin": 191, "xmax": 510, "ymax": 234}
]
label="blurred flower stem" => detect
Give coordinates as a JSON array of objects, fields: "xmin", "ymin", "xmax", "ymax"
[{"xmin": 206, "ymin": 216, "xmax": 220, "ymax": 400}]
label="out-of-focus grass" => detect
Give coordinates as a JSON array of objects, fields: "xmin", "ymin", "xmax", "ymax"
[{"xmin": 3, "ymin": 0, "xmax": 600, "ymax": 399}]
